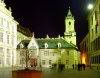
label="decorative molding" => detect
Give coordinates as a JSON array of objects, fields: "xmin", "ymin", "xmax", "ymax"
[
  {"xmin": 6, "ymin": 31, "xmax": 10, "ymax": 34},
  {"xmin": 0, "ymin": 28, "xmax": 4, "ymax": 32}
]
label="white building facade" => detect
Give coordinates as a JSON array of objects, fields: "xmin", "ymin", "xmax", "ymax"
[{"xmin": 0, "ymin": 1, "xmax": 18, "ymax": 67}]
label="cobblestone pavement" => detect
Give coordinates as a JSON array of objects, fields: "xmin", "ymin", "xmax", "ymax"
[
  {"xmin": 42, "ymin": 67, "xmax": 100, "ymax": 78},
  {"xmin": 0, "ymin": 67, "xmax": 12, "ymax": 78},
  {"xmin": 0, "ymin": 67, "xmax": 100, "ymax": 78}
]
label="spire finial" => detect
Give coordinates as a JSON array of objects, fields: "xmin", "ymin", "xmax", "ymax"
[
  {"xmin": 46, "ymin": 34, "xmax": 49, "ymax": 39},
  {"xmin": 32, "ymin": 32, "xmax": 35, "ymax": 38},
  {"xmin": 69, "ymin": 6, "xmax": 70, "ymax": 9},
  {"xmin": 9, "ymin": 7, "xmax": 12, "ymax": 11}
]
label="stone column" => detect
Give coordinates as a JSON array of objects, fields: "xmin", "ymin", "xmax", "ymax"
[
  {"xmin": 10, "ymin": 50, "xmax": 12, "ymax": 65},
  {"xmin": 4, "ymin": 48, "xmax": 7, "ymax": 66},
  {"xmin": 14, "ymin": 50, "xmax": 16, "ymax": 65}
]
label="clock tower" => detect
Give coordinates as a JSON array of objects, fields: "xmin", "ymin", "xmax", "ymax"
[{"xmin": 64, "ymin": 7, "xmax": 76, "ymax": 45}]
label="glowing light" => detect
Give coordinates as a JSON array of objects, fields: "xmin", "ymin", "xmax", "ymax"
[
  {"xmin": 88, "ymin": 4, "xmax": 93, "ymax": 10},
  {"xmin": 82, "ymin": 57, "xmax": 85, "ymax": 64}
]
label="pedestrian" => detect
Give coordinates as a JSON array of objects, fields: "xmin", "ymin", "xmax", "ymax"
[
  {"xmin": 83, "ymin": 64, "xmax": 85, "ymax": 71},
  {"xmin": 78, "ymin": 63, "xmax": 80, "ymax": 71},
  {"xmin": 54, "ymin": 64, "xmax": 57, "ymax": 71},
  {"xmin": 72, "ymin": 64, "xmax": 74, "ymax": 69},
  {"xmin": 52, "ymin": 64, "xmax": 54, "ymax": 71}
]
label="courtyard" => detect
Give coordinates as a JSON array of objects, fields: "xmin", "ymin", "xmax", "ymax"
[{"xmin": 0, "ymin": 67, "xmax": 100, "ymax": 78}]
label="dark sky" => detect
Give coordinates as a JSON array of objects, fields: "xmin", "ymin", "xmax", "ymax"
[{"xmin": 5, "ymin": 0, "xmax": 95, "ymax": 46}]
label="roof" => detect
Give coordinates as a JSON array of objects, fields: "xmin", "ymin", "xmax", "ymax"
[
  {"xmin": 17, "ymin": 25, "xmax": 32, "ymax": 37},
  {"xmin": 17, "ymin": 38, "xmax": 78, "ymax": 50},
  {"xmin": 37, "ymin": 38, "xmax": 77, "ymax": 49},
  {"xmin": 17, "ymin": 40, "xmax": 30, "ymax": 49},
  {"xmin": 66, "ymin": 7, "xmax": 73, "ymax": 19}
]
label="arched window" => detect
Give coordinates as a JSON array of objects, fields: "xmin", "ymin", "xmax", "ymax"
[
  {"xmin": 58, "ymin": 42, "xmax": 61, "ymax": 48},
  {"xmin": 69, "ymin": 22, "xmax": 71, "ymax": 25}
]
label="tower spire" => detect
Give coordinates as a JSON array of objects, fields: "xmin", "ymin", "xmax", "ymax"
[{"xmin": 67, "ymin": 7, "xmax": 73, "ymax": 19}]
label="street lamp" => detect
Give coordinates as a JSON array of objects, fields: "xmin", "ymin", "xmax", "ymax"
[{"xmin": 88, "ymin": 4, "xmax": 93, "ymax": 10}]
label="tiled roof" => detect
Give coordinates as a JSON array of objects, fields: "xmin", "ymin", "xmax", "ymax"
[
  {"xmin": 17, "ymin": 38, "xmax": 78, "ymax": 50},
  {"xmin": 37, "ymin": 39, "xmax": 76, "ymax": 49}
]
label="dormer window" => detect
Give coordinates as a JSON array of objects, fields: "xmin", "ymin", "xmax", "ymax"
[
  {"xmin": 20, "ymin": 43, "xmax": 24, "ymax": 48},
  {"xmin": 58, "ymin": 42, "xmax": 61, "ymax": 48},
  {"xmin": 45, "ymin": 43, "xmax": 48, "ymax": 48}
]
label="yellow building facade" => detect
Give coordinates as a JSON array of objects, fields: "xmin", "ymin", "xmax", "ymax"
[
  {"xmin": 81, "ymin": 0, "xmax": 100, "ymax": 70},
  {"xmin": 64, "ymin": 7, "xmax": 76, "ymax": 45}
]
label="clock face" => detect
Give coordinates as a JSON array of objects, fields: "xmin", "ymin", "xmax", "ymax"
[{"xmin": 68, "ymin": 25, "xmax": 71, "ymax": 29}]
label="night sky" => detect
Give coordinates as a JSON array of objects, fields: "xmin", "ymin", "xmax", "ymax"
[{"xmin": 4, "ymin": 0, "xmax": 95, "ymax": 46}]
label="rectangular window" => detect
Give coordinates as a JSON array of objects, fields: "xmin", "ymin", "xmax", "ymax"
[
  {"xmin": 66, "ymin": 51, "xmax": 69, "ymax": 56},
  {"xmin": 30, "ymin": 51, "xmax": 35, "ymax": 56},
  {"xmin": 58, "ymin": 51, "xmax": 61, "ymax": 56},
  {"xmin": 92, "ymin": 29, "xmax": 93, "ymax": 38},
  {"xmin": 12, "ymin": 59, "xmax": 14, "ymax": 64},
  {"xmin": 20, "ymin": 51, "xmax": 25, "ymax": 56},
  {"xmin": 20, "ymin": 60, "xmax": 24, "ymax": 64},
  {"xmin": 95, "ymin": 11, "xmax": 98, "ymax": 33},
  {"xmin": 97, "ymin": 56, "xmax": 98, "ymax": 64},
  {"xmin": 49, "ymin": 60, "xmax": 51, "ymax": 65},
  {"xmin": 12, "ymin": 26, "xmax": 14, "ymax": 32},
  {"xmin": 7, "ymin": 21, "xmax": 9, "ymax": 29},
  {"xmin": 7, "ymin": 58, "xmax": 10, "ymax": 65},
  {"xmin": 0, "ymin": 32, "xmax": 3, "ymax": 42},
  {"xmin": 44, "ymin": 50, "xmax": 49, "ymax": 56},
  {"xmin": 91, "ymin": 16, "xmax": 93, "ymax": 25},
  {"xmin": 12, "ymin": 51, "xmax": 14, "ymax": 56},
  {"xmin": 42, "ymin": 60, "xmax": 45, "ymax": 65},
  {"xmin": 11, "ymin": 38, "xmax": 14, "ymax": 46},
  {"xmin": 93, "ymin": 57, "xmax": 94, "ymax": 64},
  {"xmin": 0, "ymin": 47, "xmax": 3, "ymax": 53},
  {"xmin": 66, "ymin": 60, "xmax": 69, "ymax": 64},
  {"xmin": 7, "ymin": 49, "xmax": 10, "ymax": 54},
  {"xmin": 7, "ymin": 35, "xmax": 9, "ymax": 44},
  {"xmin": 99, "ymin": 55, "xmax": 100, "ymax": 63},
  {"xmin": 91, "ymin": 57, "xmax": 92, "ymax": 64}
]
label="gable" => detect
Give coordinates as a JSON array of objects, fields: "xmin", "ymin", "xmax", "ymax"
[
  {"xmin": 17, "ymin": 40, "xmax": 30, "ymax": 49},
  {"xmin": 28, "ymin": 37, "xmax": 39, "ymax": 50}
]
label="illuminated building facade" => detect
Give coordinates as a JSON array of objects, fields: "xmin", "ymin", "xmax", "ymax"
[
  {"xmin": 80, "ymin": 0, "xmax": 100, "ymax": 70},
  {"xmin": 87, "ymin": 0, "xmax": 100, "ymax": 70},
  {"xmin": 80, "ymin": 34, "xmax": 89, "ymax": 66},
  {"xmin": 64, "ymin": 7, "xmax": 76, "ymax": 45},
  {"xmin": 16, "ymin": 8, "xmax": 80, "ymax": 68},
  {"xmin": 36, "ymin": 35, "xmax": 80, "ymax": 68},
  {"xmin": 17, "ymin": 34, "xmax": 80, "ymax": 68},
  {"xmin": 0, "ymin": 1, "xmax": 18, "ymax": 67}
]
